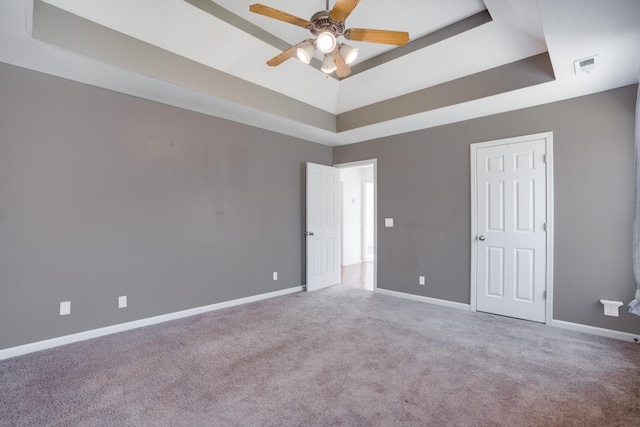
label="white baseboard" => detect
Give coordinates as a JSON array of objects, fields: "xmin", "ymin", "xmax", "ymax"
[
  {"xmin": 376, "ymin": 289, "xmax": 639, "ymax": 342},
  {"xmin": 0, "ymin": 286, "xmax": 304, "ymax": 361},
  {"xmin": 551, "ymin": 319, "xmax": 640, "ymax": 342},
  {"xmin": 376, "ymin": 288, "xmax": 471, "ymax": 311}
]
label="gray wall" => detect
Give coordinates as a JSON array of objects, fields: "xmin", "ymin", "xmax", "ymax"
[
  {"xmin": 334, "ymin": 85, "xmax": 640, "ymax": 335},
  {"xmin": 1, "ymin": 59, "xmax": 637, "ymax": 351},
  {"xmin": 0, "ymin": 63, "xmax": 331, "ymax": 350}
]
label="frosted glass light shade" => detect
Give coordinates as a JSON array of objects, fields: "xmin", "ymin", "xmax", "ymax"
[
  {"xmin": 297, "ymin": 43, "xmax": 315, "ymax": 64},
  {"xmin": 340, "ymin": 44, "xmax": 358, "ymax": 65},
  {"xmin": 321, "ymin": 54, "xmax": 337, "ymax": 74},
  {"xmin": 316, "ymin": 32, "xmax": 337, "ymax": 53}
]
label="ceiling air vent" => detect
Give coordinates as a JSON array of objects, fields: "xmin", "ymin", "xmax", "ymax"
[{"xmin": 574, "ymin": 55, "xmax": 598, "ymax": 75}]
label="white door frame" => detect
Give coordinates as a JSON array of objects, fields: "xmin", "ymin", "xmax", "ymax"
[
  {"xmin": 362, "ymin": 181, "xmax": 375, "ymax": 263},
  {"xmin": 334, "ymin": 159, "xmax": 378, "ymax": 291},
  {"xmin": 470, "ymin": 132, "xmax": 554, "ymax": 325}
]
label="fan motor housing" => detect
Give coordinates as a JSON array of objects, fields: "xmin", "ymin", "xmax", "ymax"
[{"xmin": 309, "ymin": 11, "xmax": 345, "ymax": 36}]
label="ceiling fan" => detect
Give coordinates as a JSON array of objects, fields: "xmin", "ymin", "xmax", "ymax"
[{"xmin": 249, "ymin": 0, "xmax": 410, "ymax": 78}]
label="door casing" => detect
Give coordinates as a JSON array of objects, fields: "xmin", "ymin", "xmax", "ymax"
[{"xmin": 470, "ymin": 132, "xmax": 554, "ymax": 324}]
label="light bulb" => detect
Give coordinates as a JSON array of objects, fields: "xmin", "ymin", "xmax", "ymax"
[{"xmin": 316, "ymin": 32, "xmax": 337, "ymax": 54}]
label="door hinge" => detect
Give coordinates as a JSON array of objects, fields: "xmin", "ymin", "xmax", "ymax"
[
  {"xmin": 543, "ymin": 290, "xmax": 547, "ymax": 300},
  {"xmin": 543, "ymin": 223, "xmax": 547, "ymax": 232},
  {"xmin": 543, "ymin": 154, "xmax": 547, "ymax": 164}
]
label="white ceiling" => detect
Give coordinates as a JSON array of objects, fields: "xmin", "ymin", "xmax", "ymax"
[{"xmin": 0, "ymin": 0, "xmax": 638, "ymax": 146}]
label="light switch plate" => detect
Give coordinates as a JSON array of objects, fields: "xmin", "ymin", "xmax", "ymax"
[
  {"xmin": 419, "ymin": 276, "xmax": 425, "ymax": 285},
  {"xmin": 273, "ymin": 272, "xmax": 278, "ymax": 281},
  {"xmin": 385, "ymin": 218, "xmax": 394, "ymax": 227},
  {"xmin": 60, "ymin": 301, "xmax": 71, "ymax": 316},
  {"xmin": 118, "ymin": 295, "xmax": 127, "ymax": 308}
]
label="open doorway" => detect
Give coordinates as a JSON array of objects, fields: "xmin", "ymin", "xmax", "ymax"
[{"xmin": 337, "ymin": 160, "xmax": 376, "ymax": 291}]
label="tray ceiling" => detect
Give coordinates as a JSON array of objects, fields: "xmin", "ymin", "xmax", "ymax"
[{"xmin": 1, "ymin": 0, "xmax": 638, "ymax": 145}]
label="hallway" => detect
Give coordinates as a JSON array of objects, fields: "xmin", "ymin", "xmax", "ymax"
[{"xmin": 341, "ymin": 262, "xmax": 374, "ymax": 291}]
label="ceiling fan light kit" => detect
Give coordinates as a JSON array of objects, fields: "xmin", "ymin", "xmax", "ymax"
[
  {"xmin": 321, "ymin": 54, "xmax": 338, "ymax": 74},
  {"xmin": 250, "ymin": 0, "xmax": 409, "ymax": 78},
  {"xmin": 296, "ymin": 41, "xmax": 315, "ymax": 64},
  {"xmin": 339, "ymin": 43, "xmax": 358, "ymax": 65}
]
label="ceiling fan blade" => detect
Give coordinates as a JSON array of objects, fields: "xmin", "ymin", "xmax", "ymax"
[
  {"xmin": 346, "ymin": 28, "xmax": 410, "ymax": 46},
  {"xmin": 333, "ymin": 50, "xmax": 352, "ymax": 78},
  {"xmin": 266, "ymin": 42, "xmax": 303, "ymax": 67},
  {"xmin": 330, "ymin": 0, "xmax": 361, "ymax": 22},
  {"xmin": 250, "ymin": 4, "xmax": 312, "ymax": 28}
]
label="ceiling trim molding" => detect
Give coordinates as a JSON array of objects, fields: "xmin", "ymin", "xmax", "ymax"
[
  {"xmin": 348, "ymin": 10, "xmax": 493, "ymax": 78},
  {"xmin": 32, "ymin": 0, "xmax": 336, "ymax": 132},
  {"xmin": 338, "ymin": 52, "xmax": 555, "ymax": 132},
  {"xmin": 31, "ymin": 0, "xmax": 555, "ymax": 136}
]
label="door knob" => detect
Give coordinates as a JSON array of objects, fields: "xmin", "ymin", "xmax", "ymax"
[
  {"xmin": 478, "ymin": 235, "xmax": 486, "ymax": 241},
  {"xmin": 306, "ymin": 231, "xmax": 315, "ymax": 236}
]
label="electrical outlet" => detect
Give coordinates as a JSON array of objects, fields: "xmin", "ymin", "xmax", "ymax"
[
  {"xmin": 273, "ymin": 272, "xmax": 278, "ymax": 281},
  {"xmin": 419, "ymin": 276, "xmax": 425, "ymax": 286},
  {"xmin": 60, "ymin": 301, "xmax": 71, "ymax": 316},
  {"xmin": 118, "ymin": 295, "xmax": 127, "ymax": 308}
]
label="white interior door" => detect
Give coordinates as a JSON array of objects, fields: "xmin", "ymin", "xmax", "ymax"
[
  {"xmin": 474, "ymin": 137, "xmax": 548, "ymax": 322},
  {"xmin": 306, "ymin": 162, "xmax": 341, "ymax": 292}
]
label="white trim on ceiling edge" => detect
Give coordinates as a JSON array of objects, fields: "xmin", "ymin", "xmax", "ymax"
[{"xmin": 0, "ymin": 286, "xmax": 303, "ymax": 361}]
